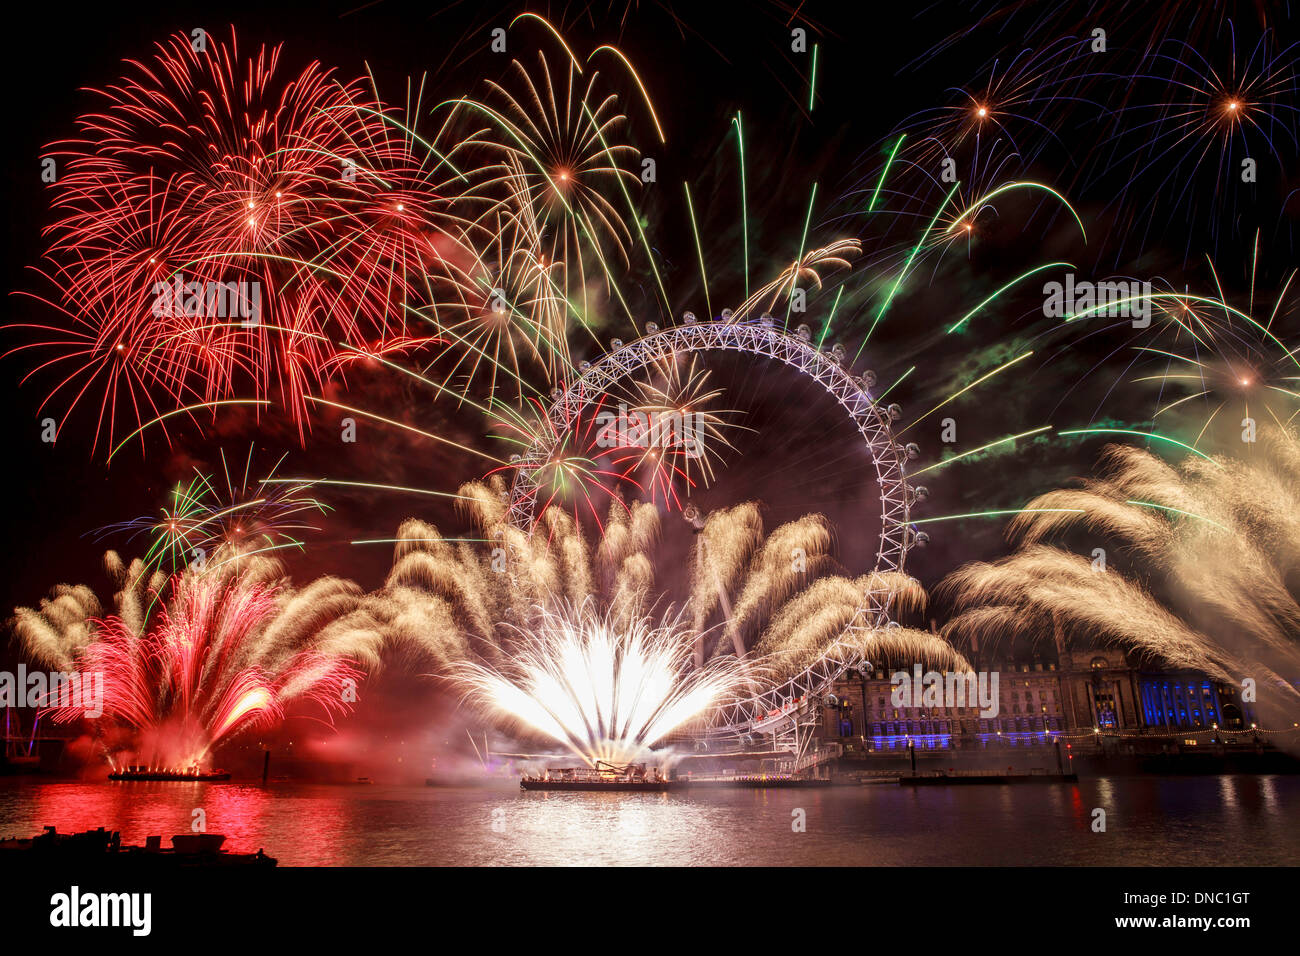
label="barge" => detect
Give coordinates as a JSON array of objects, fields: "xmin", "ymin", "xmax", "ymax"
[
  {"xmin": 521, "ymin": 762, "xmax": 672, "ymax": 791},
  {"xmin": 108, "ymin": 765, "xmax": 231, "ymax": 782},
  {"xmin": 520, "ymin": 761, "xmax": 832, "ymax": 791}
]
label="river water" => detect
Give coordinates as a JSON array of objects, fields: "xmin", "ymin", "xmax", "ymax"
[{"xmin": 1, "ymin": 775, "xmax": 1295, "ymax": 866}]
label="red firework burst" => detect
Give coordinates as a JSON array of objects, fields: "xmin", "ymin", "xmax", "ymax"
[
  {"xmin": 47, "ymin": 567, "xmax": 360, "ymax": 769},
  {"xmin": 11, "ymin": 27, "xmax": 460, "ymax": 452},
  {"xmin": 489, "ymin": 387, "xmax": 709, "ymax": 533}
]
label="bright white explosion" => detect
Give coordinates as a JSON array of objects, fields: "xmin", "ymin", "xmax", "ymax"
[{"xmin": 454, "ymin": 604, "xmax": 748, "ymax": 766}]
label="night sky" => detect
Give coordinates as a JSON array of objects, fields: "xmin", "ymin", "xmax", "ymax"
[{"xmin": 2, "ymin": 0, "xmax": 1296, "ymax": 656}]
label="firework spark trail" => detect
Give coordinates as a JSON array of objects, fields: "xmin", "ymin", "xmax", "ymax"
[
  {"xmin": 488, "ymin": 395, "xmax": 648, "ymax": 532},
  {"xmin": 899, "ymin": 6, "xmax": 1298, "ymax": 262},
  {"xmin": 606, "ymin": 352, "xmax": 750, "ymax": 500},
  {"xmin": 91, "ymin": 446, "xmax": 329, "ymax": 579},
  {"xmin": 11, "ymin": 28, "xmax": 468, "ymax": 450},
  {"xmin": 454, "ymin": 603, "xmax": 749, "ymax": 766},
  {"xmin": 732, "ymin": 240, "xmax": 861, "ymax": 323},
  {"xmin": 892, "ymin": 34, "xmax": 1107, "ymax": 175},
  {"xmin": 348, "ymin": 482, "xmax": 940, "ymax": 697},
  {"xmin": 439, "ymin": 36, "xmax": 644, "ymax": 373},
  {"xmin": 5, "ymin": 14, "xmax": 1115, "ymax": 761},
  {"xmin": 420, "ymin": 196, "xmax": 569, "ymax": 397},
  {"xmin": 10, "ymin": 586, "xmax": 104, "ymax": 674},
  {"xmin": 487, "ymin": 370, "xmax": 747, "ymax": 528},
  {"xmin": 1050, "ymin": 248, "xmax": 1299, "ymax": 441},
  {"xmin": 11, "ymin": 545, "xmax": 367, "ymax": 768},
  {"xmin": 708, "ymin": 514, "xmax": 834, "ymax": 660},
  {"xmin": 752, "ymin": 574, "xmax": 965, "ymax": 676},
  {"xmin": 942, "ymin": 430, "xmax": 1300, "ymax": 726},
  {"xmin": 1093, "ymin": 27, "xmax": 1300, "ymax": 260},
  {"xmin": 943, "ymin": 545, "xmax": 1240, "ymax": 678},
  {"xmin": 687, "ymin": 503, "xmax": 764, "ymax": 656}
]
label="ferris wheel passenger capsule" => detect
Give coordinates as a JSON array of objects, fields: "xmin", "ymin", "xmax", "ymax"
[
  {"xmin": 682, "ymin": 504, "xmax": 705, "ymax": 531},
  {"xmin": 905, "ymin": 442, "xmax": 920, "ymax": 460},
  {"xmin": 887, "ymin": 403, "xmax": 903, "ymax": 421},
  {"xmin": 645, "ymin": 322, "xmax": 659, "ymax": 334},
  {"xmin": 861, "ymin": 370, "xmax": 878, "ymax": 388},
  {"xmin": 796, "ymin": 323, "xmax": 812, "ymax": 341},
  {"xmin": 683, "ymin": 311, "xmax": 697, "ymax": 324},
  {"xmin": 611, "ymin": 338, "xmax": 623, "ymax": 349},
  {"xmin": 760, "ymin": 313, "xmax": 775, "ymax": 327},
  {"xmin": 720, "ymin": 308, "xmax": 734, "ymax": 321}
]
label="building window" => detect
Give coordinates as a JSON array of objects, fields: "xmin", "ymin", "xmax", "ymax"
[{"xmin": 1094, "ymin": 693, "xmax": 1118, "ymax": 729}]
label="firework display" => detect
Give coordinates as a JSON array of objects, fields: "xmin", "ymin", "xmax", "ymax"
[
  {"xmin": 454, "ymin": 603, "xmax": 748, "ymax": 767},
  {"xmin": 12, "ymin": 547, "xmax": 365, "ymax": 769},
  {"xmin": 0, "ymin": 0, "xmax": 1297, "ymax": 892},
  {"xmin": 358, "ymin": 480, "xmax": 952, "ymax": 677},
  {"xmin": 941, "ymin": 428, "xmax": 1300, "ymax": 726},
  {"xmin": 91, "ymin": 445, "xmax": 328, "ymax": 578},
  {"xmin": 11, "ymin": 28, "xmax": 469, "ymax": 451}
]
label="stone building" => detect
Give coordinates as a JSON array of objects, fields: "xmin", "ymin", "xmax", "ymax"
[{"xmin": 820, "ymin": 647, "xmax": 1256, "ymax": 753}]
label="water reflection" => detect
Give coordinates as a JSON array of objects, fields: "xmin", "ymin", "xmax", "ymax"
[{"xmin": 0, "ymin": 776, "xmax": 1295, "ymax": 866}]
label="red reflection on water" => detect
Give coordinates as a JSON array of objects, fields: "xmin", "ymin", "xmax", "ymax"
[
  {"xmin": 1066, "ymin": 783, "xmax": 1086, "ymax": 827},
  {"xmin": 8, "ymin": 781, "xmax": 347, "ymax": 863}
]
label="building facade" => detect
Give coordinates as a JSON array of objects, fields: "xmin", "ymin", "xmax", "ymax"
[{"xmin": 821, "ymin": 649, "xmax": 1256, "ymax": 753}]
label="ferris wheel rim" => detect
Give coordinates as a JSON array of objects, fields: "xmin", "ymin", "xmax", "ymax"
[{"xmin": 504, "ymin": 315, "xmax": 916, "ymax": 737}]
